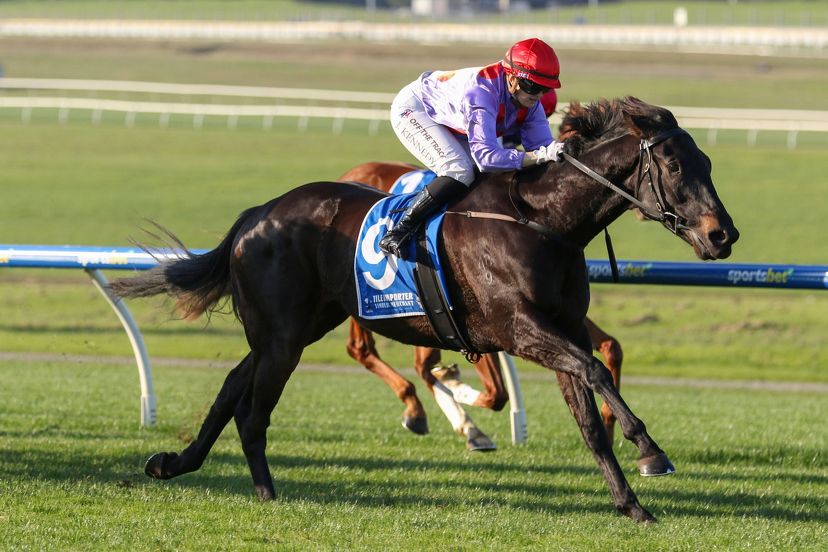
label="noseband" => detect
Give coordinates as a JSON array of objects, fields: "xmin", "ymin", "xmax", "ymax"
[{"xmin": 562, "ymin": 127, "xmax": 690, "ymax": 235}]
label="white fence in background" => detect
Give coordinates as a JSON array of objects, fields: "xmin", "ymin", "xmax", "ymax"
[
  {"xmin": 2, "ymin": 20, "xmax": 827, "ymax": 51},
  {"xmin": 3, "ymin": 78, "xmax": 828, "ymax": 146},
  {"xmin": 0, "ymin": 77, "xmax": 396, "ymax": 104}
]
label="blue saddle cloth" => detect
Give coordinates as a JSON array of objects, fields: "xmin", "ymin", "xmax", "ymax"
[
  {"xmin": 354, "ymin": 169, "xmax": 450, "ymax": 320},
  {"xmin": 388, "ymin": 168, "xmax": 437, "ymax": 195}
]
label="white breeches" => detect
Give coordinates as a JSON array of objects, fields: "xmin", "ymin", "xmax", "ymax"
[{"xmin": 389, "ymin": 81, "xmax": 476, "ymax": 186}]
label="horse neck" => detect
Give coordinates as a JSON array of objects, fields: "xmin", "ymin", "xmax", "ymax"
[{"xmin": 519, "ymin": 136, "xmax": 639, "ymax": 248}]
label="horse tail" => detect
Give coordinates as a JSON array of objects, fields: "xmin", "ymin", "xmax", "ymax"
[{"xmin": 110, "ymin": 205, "xmax": 261, "ymax": 319}]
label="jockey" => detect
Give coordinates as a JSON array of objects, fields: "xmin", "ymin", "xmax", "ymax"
[
  {"xmin": 502, "ymin": 89, "xmax": 558, "ymax": 149},
  {"xmin": 380, "ymin": 37, "xmax": 564, "ymax": 257}
]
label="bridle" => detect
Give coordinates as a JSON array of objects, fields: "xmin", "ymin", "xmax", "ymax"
[
  {"xmin": 446, "ymin": 127, "xmax": 694, "ymax": 273},
  {"xmin": 562, "ymin": 127, "xmax": 691, "ymax": 235}
]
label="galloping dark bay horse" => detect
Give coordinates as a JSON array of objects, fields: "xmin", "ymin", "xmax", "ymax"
[
  {"xmin": 112, "ymin": 97, "xmax": 738, "ymax": 522},
  {"xmin": 339, "ymin": 161, "xmax": 624, "ymax": 449}
]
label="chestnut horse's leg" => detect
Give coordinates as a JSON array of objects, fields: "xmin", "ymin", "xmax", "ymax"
[
  {"xmin": 554, "ymin": 372, "xmax": 654, "ymax": 523},
  {"xmin": 413, "ymin": 347, "xmax": 496, "ymax": 451},
  {"xmin": 585, "ymin": 317, "xmax": 624, "ymax": 443},
  {"xmin": 145, "ymin": 353, "xmax": 252, "ymax": 480},
  {"xmin": 430, "ymin": 353, "xmax": 508, "ymax": 412},
  {"xmin": 469, "ymin": 353, "xmax": 508, "ymax": 411},
  {"xmin": 346, "ymin": 320, "xmax": 429, "ymax": 435}
]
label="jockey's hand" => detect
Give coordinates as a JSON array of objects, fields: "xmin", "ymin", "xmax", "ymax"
[{"xmin": 532, "ymin": 142, "xmax": 565, "ymax": 164}]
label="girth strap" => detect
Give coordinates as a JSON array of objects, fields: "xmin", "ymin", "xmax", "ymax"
[{"xmin": 412, "ymin": 225, "xmax": 480, "ymax": 363}]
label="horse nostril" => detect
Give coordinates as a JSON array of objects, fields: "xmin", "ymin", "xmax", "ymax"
[{"xmin": 708, "ymin": 229, "xmax": 727, "ymax": 247}]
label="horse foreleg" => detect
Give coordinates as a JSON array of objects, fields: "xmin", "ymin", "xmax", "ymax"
[
  {"xmin": 585, "ymin": 317, "xmax": 623, "ymax": 443},
  {"xmin": 347, "ymin": 320, "xmax": 429, "ymax": 435},
  {"xmin": 555, "ymin": 371, "xmax": 655, "ymax": 523},
  {"xmin": 513, "ymin": 313, "xmax": 673, "ymax": 485},
  {"xmin": 144, "ymin": 353, "xmax": 252, "ymax": 480},
  {"xmin": 414, "ymin": 347, "xmax": 496, "ymax": 451}
]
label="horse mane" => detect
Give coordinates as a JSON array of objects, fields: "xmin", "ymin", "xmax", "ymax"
[{"xmin": 558, "ymin": 96, "xmax": 678, "ymax": 156}]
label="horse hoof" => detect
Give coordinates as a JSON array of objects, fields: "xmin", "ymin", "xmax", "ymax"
[
  {"xmin": 402, "ymin": 416, "xmax": 429, "ymax": 435},
  {"xmin": 255, "ymin": 484, "xmax": 275, "ymax": 501},
  {"xmin": 144, "ymin": 451, "xmax": 178, "ymax": 480},
  {"xmin": 466, "ymin": 428, "xmax": 497, "ymax": 452},
  {"xmin": 621, "ymin": 504, "xmax": 657, "ymax": 523},
  {"xmin": 637, "ymin": 453, "xmax": 675, "ymax": 477}
]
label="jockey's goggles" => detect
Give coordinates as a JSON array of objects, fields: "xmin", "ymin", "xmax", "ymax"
[{"xmin": 517, "ymin": 77, "xmax": 550, "ymax": 96}]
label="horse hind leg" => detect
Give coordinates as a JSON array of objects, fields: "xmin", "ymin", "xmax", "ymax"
[
  {"xmin": 346, "ymin": 320, "xmax": 429, "ymax": 435},
  {"xmin": 232, "ymin": 342, "xmax": 303, "ymax": 501},
  {"xmin": 234, "ymin": 302, "xmax": 348, "ymax": 500},
  {"xmin": 145, "ymin": 353, "xmax": 253, "ymax": 480}
]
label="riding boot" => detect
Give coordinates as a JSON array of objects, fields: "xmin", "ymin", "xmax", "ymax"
[{"xmin": 379, "ymin": 175, "xmax": 467, "ymax": 257}]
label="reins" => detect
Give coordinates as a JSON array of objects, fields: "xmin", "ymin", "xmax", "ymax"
[
  {"xmin": 446, "ymin": 127, "xmax": 691, "ymax": 283},
  {"xmin": 562, "ymin": 127, "xmax": 690, "ymax": 235},
  {"xmin": 445, "ymin": 182, "xmax": 581, "ymax": 252}
]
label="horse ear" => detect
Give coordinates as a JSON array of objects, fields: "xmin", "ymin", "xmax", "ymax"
[
  {"xmin": 558, "ymin": 100, "xmax": 583, "ymax": 140},
  {"xmin": 620, "ymin": 97, "xmax": 648, "ymax": 138},
  {"xmin": 621, "ymin": 96, "xmax": 676, "ymax": 138},
  {"xmin": 622, "ymin": 111, "xmax": 647, "ymax": 138}
]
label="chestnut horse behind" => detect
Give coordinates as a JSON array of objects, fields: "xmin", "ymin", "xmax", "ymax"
[{"xmin": 339, "ymin": 161, "xmax": 624, "ymax": 447}]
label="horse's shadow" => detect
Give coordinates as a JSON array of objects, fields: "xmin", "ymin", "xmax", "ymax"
[{"xmin": 5, "ymin": 443, "xmax": 826, "ymax": 522}]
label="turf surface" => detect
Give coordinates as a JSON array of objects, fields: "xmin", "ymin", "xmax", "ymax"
[{"xmin": 1, "ymin": 27, "xmax": 826, "ymax": 549}]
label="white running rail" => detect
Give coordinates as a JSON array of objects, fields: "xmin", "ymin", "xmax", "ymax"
[{"xmin": 4, "ymin": 78, "xmax": 828, "ymax": 137}]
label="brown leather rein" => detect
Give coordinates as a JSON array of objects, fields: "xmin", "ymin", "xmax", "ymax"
[{"xmin": 445, "ymin": 127, "xmax": 692, "ymax": 282}]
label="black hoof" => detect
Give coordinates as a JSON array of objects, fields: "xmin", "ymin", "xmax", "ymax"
[
  {"xmin": 620, "ymin": 504, "xmax": 657, "ymax": 523},
  {"xmin": 637, "ymin": 452, "xmax": 676, "ymax": 477},
  {"xmin": 466, "ymin": 428, "xmax": 497, "ymax": 452},
  {"xmin": 255, "ymin": 484, "xmax": 275, "ymax": 501},
  {"xmin": 144, "ymin": 451, "xmax": 178, "ymax": 480},
  {"xmin": 402, "ymin": 416, "xmax": 429, "ymax": 435}
]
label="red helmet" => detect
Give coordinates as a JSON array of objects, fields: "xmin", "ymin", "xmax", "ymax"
[
  {"xmin": 502, "ymin": 38, "xmax": 561, "ymax": 90},
  {"xmin": 540, "ymin": 89, "xmax": 558, "ymax": 118}
]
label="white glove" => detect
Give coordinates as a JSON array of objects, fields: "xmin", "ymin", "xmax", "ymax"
[{"xmin": 532, "ymin": 141, "xmax": 565, "ymax": 164}]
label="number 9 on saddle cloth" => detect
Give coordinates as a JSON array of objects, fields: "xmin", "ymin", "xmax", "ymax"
[{"xmin": 354, "ymin": 169, "xmax": 450, "ymax": 321}]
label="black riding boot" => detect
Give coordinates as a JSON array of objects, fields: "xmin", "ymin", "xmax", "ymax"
[{"xmin": 379, "ymin": 175, "xmax": 467, "ymax": 257}]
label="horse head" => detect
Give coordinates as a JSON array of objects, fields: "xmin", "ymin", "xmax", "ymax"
[{"xmin": 559, "ymin": 97, "xmax": 739, "ymax": 260}]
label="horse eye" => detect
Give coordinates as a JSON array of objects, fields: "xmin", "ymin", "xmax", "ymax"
[{"xmin": 667, "ymin": 161, "xmax": 681, "ymax": 173}]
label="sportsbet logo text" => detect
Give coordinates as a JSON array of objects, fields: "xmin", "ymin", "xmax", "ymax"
[
  {"xmin": 588, "ymin": 262, "xmax": 652, "ymax": 280},
  {"xmin": 727, "ymin": 267, "xmax": 793, "ymax": 286}
]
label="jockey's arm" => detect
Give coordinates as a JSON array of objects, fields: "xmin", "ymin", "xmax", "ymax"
[{"xmin": 520, "ymin": 104, "xmax": 561, "ymax": 167}]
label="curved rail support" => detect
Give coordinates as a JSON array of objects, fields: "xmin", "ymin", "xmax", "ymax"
[
  {"xmin": 85, "ymin": 268, "xmax": 157, "ymax": 427},
  {"xmin": 498, "ymin": 352, "xmax": 527, "ymax": 445}
]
